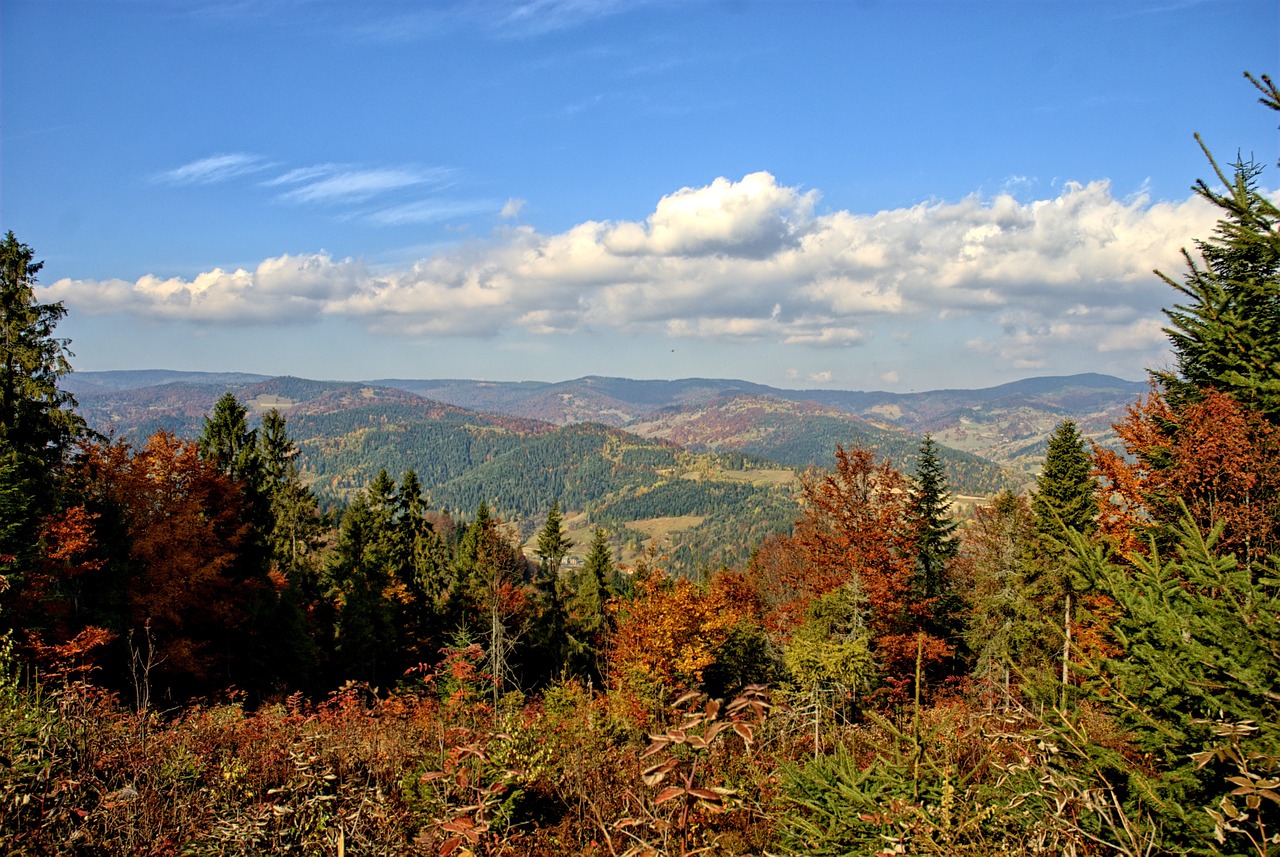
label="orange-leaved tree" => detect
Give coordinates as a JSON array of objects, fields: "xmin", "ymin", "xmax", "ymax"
[
  {"xmin": 1095, "ymin": 386, "xmax": 1280, "ymax": 568},
  {"xmin": 607, "ymin": 557, "xmax": 748, "ymax": 724},
  {"xmin": 77, "ymin": 432, "xmax": 269, "ymax": 700},
  {"xmin": 791, "ymin": 445, "xmax": 952, "ymax": 704}
]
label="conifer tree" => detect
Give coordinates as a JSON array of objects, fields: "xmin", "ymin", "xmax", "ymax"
[
  {"xmin": 535, "ymin": 500, "xmax": 573, "ymax": 578},
  {"xmin": 0, "ymin": 232, "xmax": 84, "ymax": 472},
  {"xmin": 1031, "ymin": 420, "xmax": 1097, "ymax": 541},
  {"xmin": 0, "ymin": 233, "xmax": 84, "ymax": 579},
  {"xmin": 531, "ymin": 501, "xmax": 574, "ymax": 681},
  {"xmin": 963, "ymin": 490, "xmax": 1039, "ymax": 691},
  {"xmin": 197, "ymin": 393, "xmax": 261, "ymax": 488},
  {"xmin": 907, "ymin": 435, "xmax": 959, "ymax": 602},
  {"xmin": 256, "ymin": 409, "xmax": 322, "ymax": 574},
  {"xmin": 325, "ymin": 493, "xmax": 396, "ymax": 685},
  {"xmin": 564, "ymin": 526, "xmax": 615, "ymax": 681},
  {"xmin": 1029, "ymin": 420, "xmax": 1100, "ymax": 704},
  {"xmin": 1157, "ymin": 73, "xmax": 1280, "ymax": 421}
]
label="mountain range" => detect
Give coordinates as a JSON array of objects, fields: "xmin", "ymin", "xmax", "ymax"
[{"xmin": 63, "ymin": 370, "xmax": 1147, "ymax": 573}]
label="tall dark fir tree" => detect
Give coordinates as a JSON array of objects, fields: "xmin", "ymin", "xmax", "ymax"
[{"xmin": 0, "ymin": 233, "xmax": 85, "ymax": 577}]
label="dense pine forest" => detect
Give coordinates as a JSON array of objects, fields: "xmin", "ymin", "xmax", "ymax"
[{"xmin": 2, "ymin": 73, "xmax": 1279, "ymax": 856}]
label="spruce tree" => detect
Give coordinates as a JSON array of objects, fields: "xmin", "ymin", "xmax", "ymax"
[
  {"xmin": 0, "ymin": 233, "xmax": 84, "ymax": 579},
  {"xmin": 325, "ymin": 494, "xmax": 395, "ymax": 685},
  {"xmin": 1158, "ymin": 73, "xmax": 1280, "ymax": 422},
  {"xmin": 257, "ymin": 408, "xmax": 321, "ymax": 574},
  {"xmin": 533, "ymin": 501, "xmax": 573, "ymax": 681},
  {"xmin": 0, "ymin": 232, "xmax": 84, "ymax": 471},
  {"xmin": 564, "ymin": 526, "xmax": 615, "ymax": 681},
  {"xmin": 907, "ymin": 435, "xmax": 959, "ymax": 602},
  {"xmin": 535, "ymin": 500, "xmax": 573, "ymax": 577},
  {"xmin": 197, "ymin": 393, "xmax": 261, "ymax": 488},
  {"xmin": 1031, "ymin": 420, "xmax": 1097, "ymax": 540}
]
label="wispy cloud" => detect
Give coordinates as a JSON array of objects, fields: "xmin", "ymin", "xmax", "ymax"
[
  {"xmin": 347, "ymin": 0, "xmax": 663, "ymax": 43},
  {"xmin": 496, "ymin": 0, "xmax": 632, "ymax": 37},
  {"xmin": 365, "ymin": 199, "xmax": 497, "ymax": 226},
  {"xmin": 153, "ymin": 153, "xmax": 269, "ymax": 186},
  {"xmin": 273, "ymin": 165, "xmax": 455, "ymax": 204}
]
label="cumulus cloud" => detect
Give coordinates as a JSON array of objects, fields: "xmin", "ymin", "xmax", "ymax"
[
  {"xmin": 45, "ymin": 253, "xmax": 367, "ymax": 324},
  {"xmin": 153, "ymin": 153, "xmax": 269, "ymax": 185},
  {"xmin": 47, "ymin": 171, "xmax": 1219, "ymax": 368}
]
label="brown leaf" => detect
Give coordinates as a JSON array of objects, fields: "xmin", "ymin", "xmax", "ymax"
[
  {"xmin": 655, "ymin": 786, "xmax": 686, "ymax": 805},
  {"xmin": 673, "ymin": 690, "xmax": 702, "ymax": 709}
]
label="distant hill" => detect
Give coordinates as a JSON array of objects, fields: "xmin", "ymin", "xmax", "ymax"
[
  {"xmin": 375, "ymin": 372, "xmax": 1147, "ymax": 474},
  {"xmin": 624, "ymin": 394, "xmax": 1017, "ymax": 495}
]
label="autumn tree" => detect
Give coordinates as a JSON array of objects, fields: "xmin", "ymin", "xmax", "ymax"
[
  {"xmin": 607, "ymin": 559, "xmax": 747, "ymax": 722},
  {"xmin": 75, "ymin": 433, "xmax": 273, "ymax": 699},
  {"xmin": 1096, "ymin": 386, "xmax": 1280, "ymax": 571},
  {"xmin": 792, "ymin": 445, "xmax": 950, "ymax": 705}
]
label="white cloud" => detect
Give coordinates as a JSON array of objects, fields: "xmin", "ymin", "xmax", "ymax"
[
  {"xmin": 48, "ymin": 172, "xmax": 1220, "ymax": 369},
  {"xmin": 880, "ymin": 370, "xmax": 900, "ymax": 384},
  {"xmin": 45, "ymin": 253, "xmax": 366, "ymax": 323},
  {"xmin": 810, "ymin": 370, "xmax": 833, "ymax": 383},
  {"xmin": 153, "ymin": 153, "xmax": 268, "ymax": 185},
  {"xmin": 500, "ymin": 198, "xmax": 527, "ymax": 219}
]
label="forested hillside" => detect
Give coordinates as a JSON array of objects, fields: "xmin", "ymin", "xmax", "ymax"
[{"xmin": 3, "ymin": 73, "xmax": 1278, "ymax": 857}]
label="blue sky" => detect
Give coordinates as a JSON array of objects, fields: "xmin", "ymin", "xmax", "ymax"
[{"xmin": 3, "ymin": 0, "xmax": 1276, "ymax": 391}]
